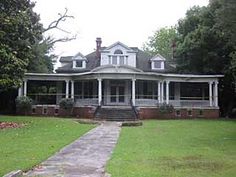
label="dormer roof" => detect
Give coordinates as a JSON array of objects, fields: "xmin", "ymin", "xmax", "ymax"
[
  {"xmin": 72, "ymin": 52, "xmax": 87, "ymax": 60},
  {"xmin": 150, "ymin": 54, "xmax": 166, "ymax": 61}
]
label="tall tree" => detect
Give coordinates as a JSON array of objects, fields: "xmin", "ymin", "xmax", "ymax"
[
  {"xmin": 175, "ymin": 1, "xmax": 236, "ymax": 116},
  {"xmin": 27, "ymin": 8, "xmax": 76, "ymax": 73},
  {"xmin": 0, "ymin": 0, "xmax": 43, "ymax": 91},
  {"xmin": 143, "ymin": 27, "xmax": 178, "ymax": 59}
]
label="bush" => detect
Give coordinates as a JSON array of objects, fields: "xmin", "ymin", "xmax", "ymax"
[
  {"xmin": 159, "ymin": 103, "xmax": 174, "ymax": 114},
  {"xmin": 59, "ymin": 98, "xmax": 74, "ymax": 110},
  {"xmin": 15, "ymin": 96, "xmax": 33, "ymax": 115}
]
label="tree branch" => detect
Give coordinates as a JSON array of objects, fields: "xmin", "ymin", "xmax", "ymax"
[
  {"xmin": 48, "ymin": 35, "xmax": 77, "ymax": 45},
  {"xmin": 43, "ymin": 8, "xmax": 74, "ymax": 33}
]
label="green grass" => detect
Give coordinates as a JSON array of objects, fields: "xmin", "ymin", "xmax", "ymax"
[
  {"xmin": 107, "ymin": 120, "xmax": 236, "ymax": 177},
  {"xmin": 0, "ymin": 116, "xmax": 94, "ymax": 176}
]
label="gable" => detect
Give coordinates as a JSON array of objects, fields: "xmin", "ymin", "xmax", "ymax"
[
  {"xmin": 100, "ymin": 41, "xmax": 137, "ymax": 67},
  {"xmin": 103, "ymin": 41, "xmax": 134, "ymax": 52}
]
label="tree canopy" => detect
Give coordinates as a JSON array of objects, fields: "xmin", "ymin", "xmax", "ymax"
[
  {"xmin": 143, "ymin": 27, "xmax": 178, "ymax": 59},
  {"xmin": 143, "ymin": 0, "xmax": 236, "ymax": 116},
  {"xmin": 0, "ymin": 1, "xmax": 75, "ymax": 91},
  {"xmin": 175, "ymin": 0, "xmax": 236, "ymax": 116},
  {"xmin": 0, "ymin": 0, "xmax": 43, "ymax": 91}
]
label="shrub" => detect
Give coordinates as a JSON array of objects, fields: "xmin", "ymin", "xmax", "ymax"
[
  {"xmin": 159, "ymin": 103, "xmax": 174, "ymax": 114},
  {"xmin": 15, "ymin": 96, "xmax": 33, "ymax": 115},
  {"xmin": 59, "ymin": 98, "xmax": 74, "ymax": 110}
]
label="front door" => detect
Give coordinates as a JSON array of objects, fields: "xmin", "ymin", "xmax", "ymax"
[{"xmin": 109, "ymin": 81, "xmax": 126, "ymax": 105}]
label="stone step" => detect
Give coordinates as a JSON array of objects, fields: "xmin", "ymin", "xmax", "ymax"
[{"xmin": 94, "ymin": 107, "xmax": 137, "ymax": 121}]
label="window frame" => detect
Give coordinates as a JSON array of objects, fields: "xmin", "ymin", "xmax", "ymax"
[
  {"xmin": 73, "ymin": 59, "xmax": 86, "ymax": 69},
  {"xmin": 76, "ymin": 60, "xmax": 83, "ymax": 68}
]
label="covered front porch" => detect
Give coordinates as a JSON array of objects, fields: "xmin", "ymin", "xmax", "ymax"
[{"xmin": 19, "ymin": 75, "xmax": 220, "ymax": 109}]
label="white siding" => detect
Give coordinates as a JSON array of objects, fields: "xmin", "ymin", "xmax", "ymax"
[{"xmin": 101, "ymin": 44, "xmax": 136, "ymax": 67}]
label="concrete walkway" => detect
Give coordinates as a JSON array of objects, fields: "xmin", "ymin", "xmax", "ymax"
[{"xmin": 24, "ymin": 122, "xmax": 121, "ymax": 177}]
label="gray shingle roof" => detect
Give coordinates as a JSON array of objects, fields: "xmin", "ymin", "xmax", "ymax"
[
  {"xmin": 59, "ymin": 56, "xmax": 73, "ymax": 62},
  {"xmin": 56, "ymin": 48, "xmax": 176, "ymax": 73}
]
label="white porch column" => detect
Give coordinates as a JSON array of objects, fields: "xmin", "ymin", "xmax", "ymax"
[
  {"xmin": 23, "ymin": 80, "xmax": 27, "ymax": 96},
  {"xmin": 18, "ymin": 84, "xmax": 23, "ymax": 97},
  {"xmin": 158, "ymin": 81, "xmax": 161, "ymax": 104},
  {"xmin": 174, "ymin": 82, "xmax": 180, "ymax": 100},
  {"xmin": 161, "ymin": 81, "xmax": 164, "ymax": 103},
  {"xmin": 209, "ymin": 81, "xmax": 213, "ymax": 107},
  {"xmin": 214, "ymin": 81, "xmax": 218, "ymax": 107},
  {"xmin": 132, "ymin": 79, "xmax": 136, "ymax": 106},
  {"xmin": 71, "ymin": 80, "xmax": 74, "ymax": 99},
  {"xmin": 65, "ymin": 80, "xmax": 69, "ymax": 98},
  {"xmin": 98, "ymin": 78, "xmax": 102, "ymax": 106},
  {"xmin": 166, "ymin": 81, "xmax": 170, "ymax": 104}
]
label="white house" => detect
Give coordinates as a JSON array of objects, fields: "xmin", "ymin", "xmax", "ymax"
[{"xmin": 18, "ymin": 38, "xmax": 223, "ymax": 120}]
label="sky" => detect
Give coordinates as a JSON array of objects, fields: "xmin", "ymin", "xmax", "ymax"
[{"xmin": 34, "ymin": 0, "xmax": 209, "ymax": 57}]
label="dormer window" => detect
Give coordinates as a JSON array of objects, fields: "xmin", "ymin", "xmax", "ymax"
[
  {"xmin": 76, "ymin": 60, "xmax": 83, "ymax": 68},
  {"xmin": 100, "ymin": 41, "xmax": 137, "ymax": 67},
  {"xmin": 154, "ymin": 61, "xmax": 162, "ymax": 69},
  {"xmin": 112, "ymin": 56, "xmax": 117, "ymax": 65},
  {"xmin": 150, "ymin": 54, "xmax": 166, "ymax": 70},
  {"xmin": 72, "ymin": 52, "xmax": 87, "ymax": 69},
  {"xmin": 109, "ymin": 55, "xmax": 128, "ymax": 65}
]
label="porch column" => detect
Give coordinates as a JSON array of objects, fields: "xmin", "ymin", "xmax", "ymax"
[
  {"xmin": 166, "ymin": 81, "xmax": 170, "ymax": 104},
  {"xmin": 209, "ymin": 81, "xmax": 213, "ymax": 107},
  {"xmin": 158, "ymin": 81, "xmax": 161, "ymax": 103},
  {"xmin": 132, "ymin": 79, "xmax": 136, "ymax": 106},
  {"xmin": 65, "ymin": 80, "xmax": 69, "ymax": 98},
  {"xmin": 98, "ymin": 78, "xmax": 102, "ymax": 106},
  {"xmin": 23, "ymin": 80, "xmax": 27, "ymax": 96},
  {"xmin": 18, "ymin": 84, "xmax": 23, "ymax": 97},
  {"xmin": 214, "ymin": 81, "xmax": 218, "ymax": 107},
  {"xmin": 71, "ymin": 80, "xmax": 74, "ymax": 99},
  {"xmin": 161, "ymin": 81, "xmax": 164, "ymax": 103}
]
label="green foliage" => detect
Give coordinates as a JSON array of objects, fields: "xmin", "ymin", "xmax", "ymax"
[
  {"xmin": 15, "ymin": 96, "xmax": 32, "ymax": 114},
  {"xmin": 175, "ymin": 2, "xmax": 236, "ymax": 116},
  {"xmin": 59, "ymin": 98, "xmax": 74, "ymax": 110},
  {"xmin": 143, "ymin": 26, "xmax": 178, "ymax": 59},
  {"xmin": 159, "ymin": 103, "xmax": 174, "ymax": 114},
  {"xmin": 0, "ymin": 0, "xmax": 44, "ymax": 90},
  {"xmin": 28, "ymin": 40, "xmax": 54, "ymax": 73},
  {"xmin": 107, "ymin": 120, "xmax": 236, "ymax": 177},
  {"xmin": 0, "ymin": 116, "xmax": 94, "ymax": 176}
]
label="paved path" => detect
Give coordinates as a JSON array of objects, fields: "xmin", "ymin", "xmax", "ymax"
[{"xmin": 24, "ymin": 122, "xmax": 121, "ymax": 177}]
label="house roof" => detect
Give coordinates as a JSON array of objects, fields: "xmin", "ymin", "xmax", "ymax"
[
  {"xmin": 59, "ymin": 56, "xmax": 73, "ymax": 62},
  {"xmin": 56, "ymin": 47, "xmax": 176, "ymax": 73},
  {"xmin": 103, "ymin": 41, "xmax": 134, "ymax": 51}
]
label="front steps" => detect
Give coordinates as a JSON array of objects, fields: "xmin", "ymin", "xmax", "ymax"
[{"xmin": 94, "ymin": 106, "xmax": 137, "ymax": 121}]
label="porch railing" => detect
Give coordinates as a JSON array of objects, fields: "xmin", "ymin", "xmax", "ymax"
[{"xmin": 27, "ymin": 93, "xmax": 211, "ymax": 108}]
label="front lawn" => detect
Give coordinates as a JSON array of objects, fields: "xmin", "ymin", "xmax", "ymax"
[
  {"xmin": 0, "ymin": 116, "xmax": 94, "ymax": 176},
  {"xmin": 107, "ymin": 120, "xmax": 236, "ymax": 177}
]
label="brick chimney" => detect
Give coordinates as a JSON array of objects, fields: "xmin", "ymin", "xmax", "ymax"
[{"xmin": 96, "ymin": 37, "xmax": 102, "ymax": 59}]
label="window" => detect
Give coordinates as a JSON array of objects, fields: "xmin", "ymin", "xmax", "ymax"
[
  {"xmin": 43, "ymin": 108, "xmax": 47, "ymax": 115},
  {"xmin": 187, "ymin": 110, "xmax": 192, "ymax": 116},
  {"xmin": 32, "ymin": 108, "xmax": 36, "ymax": 114},
  {"xmin": 73, "ymin": 60, "xmax": 86, "ymax": 69},
  {"xmin": 114, "ymin": 49, "xmax": 123, "ymax": 54},
  {"xmin": 154, "ymin": 61, "xmax": 162, "ymax": 69},
  {"xmin": 120, "ymin": 56, "xmax": 125, "ymax": 65},
  {"xmin": 55, "ymin": 108, "xmax": 59, "ymax": 115},
  {"xmin": 199, "ymin": 109, "xmax": 203, "ymax": 116},
  {"xmin": 176, "ymin": 110, "xmax": 181, "ymax": 117},
  {"xmin": 76, "ymin": 60, "xmax": 83, "ymax": 68},
  {"xmin": 112, "ymin": 56, "xmax": 117, "ymax": 65}
]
